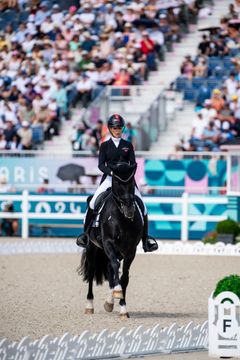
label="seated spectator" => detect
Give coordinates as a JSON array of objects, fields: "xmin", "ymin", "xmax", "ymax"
[
  {"xmin": 17, "ymin": 121, "xmax": 33, "ymax": 150},
  {"xmin": 200, "ymin": 99, "xmax": 217, "ymax": 123},
  {"xmin": 91, "ymin": 119, "xmax": 108, "ymax": 149},
  {"xmin": 37, "ymin": 178, "xmax": 54, "ymax": 194},
  {"xmin": 0, "ymin": 175, "xmax": 13, "ymax": 192},
  {"xmin": 52, "ymin": 80, "xmax": 68, "ymax": 119},
  {"xmin": 78, "ymin": 3, "xmax": 95, "ymax": 26},
  {"xmin": 114, "ymin": 66, "xmax": 131, "ymax": 86},
  {"xmin": 0, "ymin": 132, "xmax": 7, "ymax": 150},
  {"xmin": 229, "ymin": 94, "xmax": 240, "ymax": 120},
  {"xmin": 189, "ymin": 112, "xmax": 208, "ymax": 150},
  {"xmin": 0, "ymin": 201, "xmax": 18, "ymax": 237},
  {"xmin": 71, "ymin": 122, "xmax": 87, "ymax": 151},
  {"xmin": 224, "ymin": 73, "xmax": 238, "ymax": 99},
  {"xmin": 201, "ymin": 120, "xmax": 220, "ymax": 151},
  {"xmin": 158, "ymin": 13, "xmax": 173, "ymax": 45},
  {"xmin": 194, "ymin": 57, "xmax": 207, "ymax": 77},
  {"xmin": 99, "ymin": 32, "xmax": 113, "ymax": 59},
  {"xmin": 3, "ymin": 119, "xmax": 17, "ymax": 149},
  {"xmin": 150, "ymin": 24, "xmax": 165, "ymax": 62},
  {"xmin": 180, "ymin": 55, "xmax": 195, "ymax": 79},
  {"xmin": 166, "ymin": 7, "xmax": 181, "ymax": 42},
  {"xmin": 81, "ymin": 32, "xmax": 96, "ymax": 52},
  {"xmin": 198, "ymin": 34, "xmax": 210, "ymax": 56},
  {"xmin": 8, "ymin": 134, "xmax": 21, "ymax": 150},
  {"xmin": 113, "ymin": 32, "xmax": 125, "ymax": 50},
  {"xmin": 72, "ymin": 73, "xmax": 93, "ymax": 108},
  {"xmin": 122, "ymin": 122, "xmax": 137, "ymax": 149},
  {"xmin": 217, "ymin": 102, "xmax": 235, "ymax": 124},
  {"xmin": 97, "ymin": 62, "xmax": 114, "ymax": 86},
  {"xmin": 140, "ymin": 31, "xmax": 157, "ymax": 71},
  {"xmin": 211, "ymin": 89, "xmax": 225, "ymax": 112},
  {"xmin": 17, "ymin": 97, "xmax": 35, "ymax": 125},
  {"xmin": 81, "ymin": 129, "xmax": 98, "ymax": 153}
]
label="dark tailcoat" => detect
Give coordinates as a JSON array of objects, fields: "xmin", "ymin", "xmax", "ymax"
[{"xmin": 98, "ymin": 138, "xmax": 136, "ymax": 183}]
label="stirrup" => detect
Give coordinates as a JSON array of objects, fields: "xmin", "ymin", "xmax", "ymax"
[
  {"xmin": 76, "ymin": 233, "xmax": 89, "ymax": 248},
  {"xmin": 143, "ymin": 237, "xmax": 158, "ymax": 253}
]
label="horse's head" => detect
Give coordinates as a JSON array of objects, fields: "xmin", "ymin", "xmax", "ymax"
[{"xmin": 111, "ymin": 162, "xmax": 137, "ymax": 220}]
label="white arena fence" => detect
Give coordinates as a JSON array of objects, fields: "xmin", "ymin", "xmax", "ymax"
[
  {"xmin": 0, "ymin": 321, "xmax": 208, "ymax": 359},
  {"xmin": 0, "ymin": 240, "xmax": 239, "ymax": 256},
  {"xmin": 0, "ymin": 191, "xmax": 228, "ymax": 240}
]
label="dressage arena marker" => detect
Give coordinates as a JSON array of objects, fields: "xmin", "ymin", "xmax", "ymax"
[
  {"xmin": 0, "ymin": 240, "xmax": 239, "ymax": 256},
  {"xmin": 0, "ymin": 321, "xmax": 208, "ymax": 359}
]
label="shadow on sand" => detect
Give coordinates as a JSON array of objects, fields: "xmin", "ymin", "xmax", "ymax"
[{"xmin": 129, "ymin": 312, "xmax": 206, "ymax": 319}]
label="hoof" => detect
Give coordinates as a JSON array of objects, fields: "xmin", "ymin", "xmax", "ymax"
[
  {"xmin": 119, "ymin": 312, "xmax": 130, "ymax": 320},
  {"xmin": 104, "ymin": 301, "xmax": 114, "ymax": 312},
  {"xmin": 85, "ymin": 308, "xmax": 94, "ymax": 314},
  {"xmin": 112, "ymin": 290, "xmax": 123, "ymax": 299}
]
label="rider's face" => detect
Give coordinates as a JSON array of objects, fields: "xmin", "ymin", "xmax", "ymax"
[{"xmin": 110, "ymin": 126, "xmax": 123, "ymax": 138}]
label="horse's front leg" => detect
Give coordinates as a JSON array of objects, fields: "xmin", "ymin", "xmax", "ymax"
[
  {"xmin": 104, "ymin": 263, "xmax": 115, "ymax": 313},
  {"xmin": 85, "ymin": 276, "xmax": 94, "ymax": 314},
  {"xmin": 119, "ymin": 254, "xmax": 135, "ymax": 320},
  {"xmin": 104, "ymin": 241, "xmax": 123, "ymax": 299}
]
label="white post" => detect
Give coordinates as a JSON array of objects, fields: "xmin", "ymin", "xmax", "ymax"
[
  {"xmin": 22, "ymin": 190, "xmax": 29, "ymax": 239},
  {"xmin": 181, "ymin": 192, "xmax": 188, "ymax": 242},
  {"xmin": 226, "ymin": 153, "xmax": 231, "ymax": 194}
]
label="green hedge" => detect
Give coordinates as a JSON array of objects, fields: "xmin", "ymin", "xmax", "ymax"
[
  {"xmin": 216, "ymin": 219, "xmax": 240, "ymax": 237},
  {"xmin": 203, "ymin": 218, "xmax": 240, "ymax": 244},
  {"xmin": 213, "ymin": 274, "xmax": 240, "ymax": 299}
]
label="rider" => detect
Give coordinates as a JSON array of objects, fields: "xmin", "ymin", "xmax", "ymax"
[{"xmin": 76, "ymin": 113, "xmax": 158, "ymax": 252}]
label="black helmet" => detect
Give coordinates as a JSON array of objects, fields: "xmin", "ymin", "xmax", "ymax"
[{"xmin": 107, "ymin": 114, "xmax": 125, "ymax": 128}]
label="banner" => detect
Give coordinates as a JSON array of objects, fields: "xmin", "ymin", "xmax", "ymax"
[{"xmin": 0, "ymin": 157, "xmax": 145, "ymax": 187}]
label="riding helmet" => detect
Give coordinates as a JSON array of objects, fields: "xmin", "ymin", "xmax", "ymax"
[{"xmin": 107, "ymin": 114, "xmax": 125, "ymax": 128}]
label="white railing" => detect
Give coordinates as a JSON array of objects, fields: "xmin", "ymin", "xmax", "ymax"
[
  {"xmin": 0, "ymin": 150, "xmax": 229, "ymax": 158},
  {"xmin": 0, "ymin": 191, "xmax": 228, "ymax": 240}
]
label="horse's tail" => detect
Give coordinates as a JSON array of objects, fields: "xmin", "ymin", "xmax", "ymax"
[{"xmin": 77, "ymin": 248, "xmax": 109, "ymax": 285}]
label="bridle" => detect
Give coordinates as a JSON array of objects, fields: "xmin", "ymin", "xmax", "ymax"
[{"xmin": 111, "ymin": 172, "xmax": 136, "ymax": 220}]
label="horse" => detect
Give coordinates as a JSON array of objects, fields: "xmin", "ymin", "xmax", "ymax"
[{"xmin": 78, "ymin": 162, "xmax": 144, "ymax": 319}]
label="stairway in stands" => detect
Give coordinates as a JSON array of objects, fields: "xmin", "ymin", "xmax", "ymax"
[{"xmin": 150, "ymin": 0, "xmax": 233, "ymax": 154}]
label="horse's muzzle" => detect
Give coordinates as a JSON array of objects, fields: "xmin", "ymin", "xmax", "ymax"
[{"xmin": 121, "ymin": 203, "xmax": 135, "ymax": 220}]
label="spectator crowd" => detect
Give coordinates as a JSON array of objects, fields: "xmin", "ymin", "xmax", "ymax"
[
  {"xmin": 175, "ymin": 0, "xmax": 240, "ymax": 152},
  {"xmin": 0, "ymin": 0, "xmax": 202, "ymax": 151}
]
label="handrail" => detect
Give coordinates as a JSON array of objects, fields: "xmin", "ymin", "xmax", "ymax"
[
  {"xmin": 0, "ymin": 150, "xmax": 229, "ymax": 157},
  {"xmin": 0, "ymin": 191, "xmax": 228, "ymax": 241}
]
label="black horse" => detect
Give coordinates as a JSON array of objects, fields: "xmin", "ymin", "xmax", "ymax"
[{"xmin": 78, "ymin": 162, "xmax": 143, "ymax": 319}]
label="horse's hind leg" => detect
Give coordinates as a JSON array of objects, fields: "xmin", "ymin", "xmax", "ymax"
[
  {"xmin": 85, "ymin": 248, "xmax": 95, "ymax": 314},
  {"xmin": 119, "ymin": 255, "xmax": 135, "ymax": 320},
  {"xmin": 104, "ymin": 263, "xmax": 115, "ymax": 312}
]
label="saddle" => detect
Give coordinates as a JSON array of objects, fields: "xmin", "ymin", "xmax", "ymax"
[{"xmin": 88, "ymin": 189, "xmax": 145, "ymax": 229}]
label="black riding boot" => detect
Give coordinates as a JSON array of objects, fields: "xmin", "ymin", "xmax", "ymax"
[
  {"xmin": 76, "ymin": 208, "xmax": 94, "ymax": 248},
  {"xmin": 142, "ymin": 214, "xmax": 158, "ymax": 252}
]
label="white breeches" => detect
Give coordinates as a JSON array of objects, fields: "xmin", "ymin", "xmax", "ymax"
[{"xmin": 89, "ymin": 176, "xmax": 147, "ymax": 215}]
